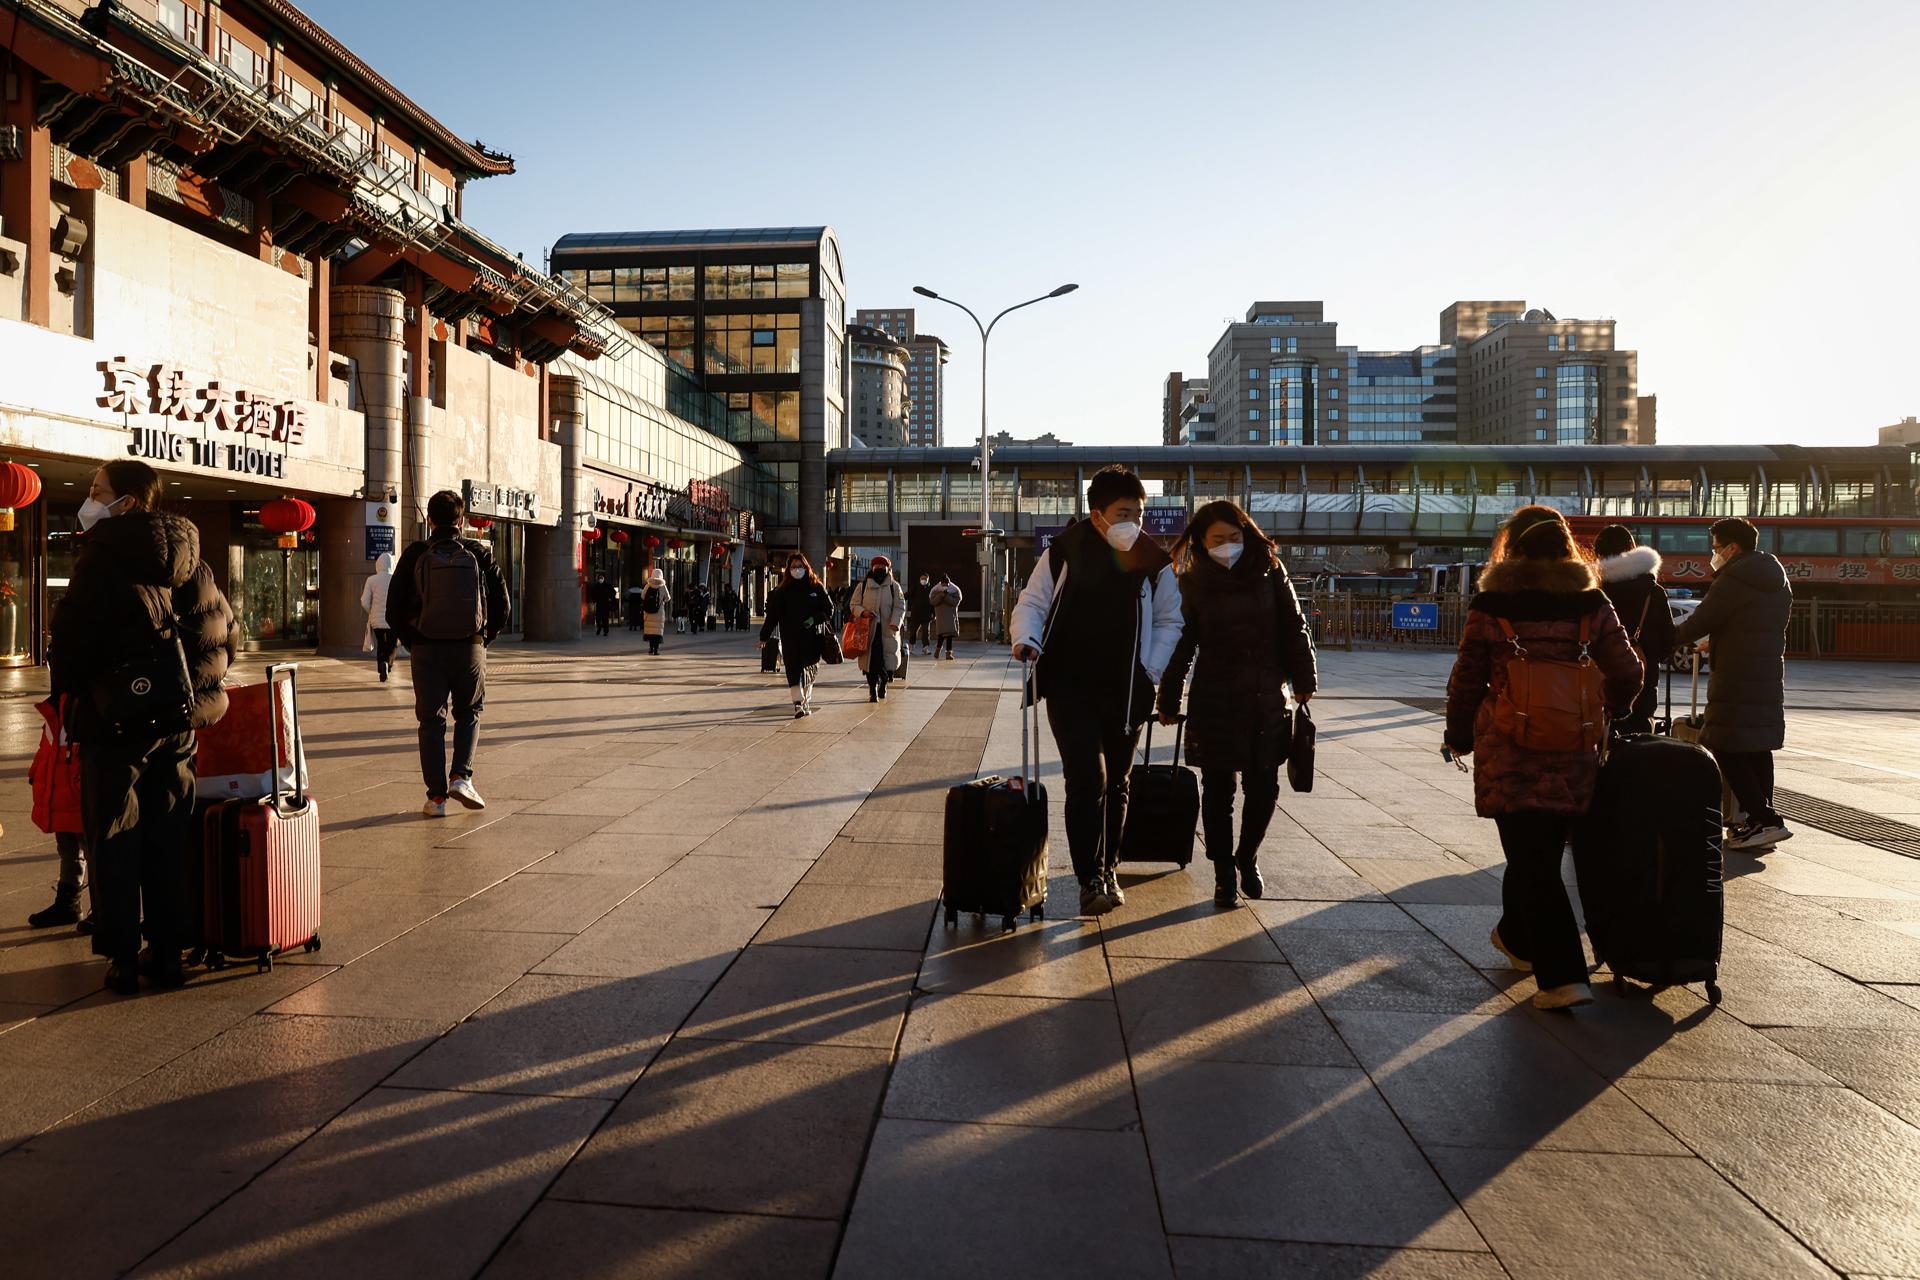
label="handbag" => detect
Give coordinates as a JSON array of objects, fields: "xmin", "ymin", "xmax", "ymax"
[
  {"xmin": 840, "ymin": 616, "xmax": 872, "ymax": 659},
  {"xmin": 1287, "ymin": 704, "xmax": 1315, "ymax": 793},
  {"xmin": 89, "ymin": 612, "xmax": 195, "ymax": 739},
  {"xmin": 816, "ymin": 620, "xmax": 843, "ymax": 665}
]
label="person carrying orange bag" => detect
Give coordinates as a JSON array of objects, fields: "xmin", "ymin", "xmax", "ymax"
[{"xmin": 26, "ymin": 698, "xmax": 92, "ymax": 932}]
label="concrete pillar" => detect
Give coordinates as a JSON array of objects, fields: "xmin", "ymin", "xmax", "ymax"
[
  {"xmin": 325, "ymin": 286, "xmax": 404, "ymax": 652},
  {"xmin": 523, "ymin": 374, "xmax": 585, "ymax": 641},
  {"xmin": 1, "ymin": 74, "xmax": 52, "ymax": 327},
  {"xmin": 309, "ymin": 257, "xmax": 330, "ymax": 402}
]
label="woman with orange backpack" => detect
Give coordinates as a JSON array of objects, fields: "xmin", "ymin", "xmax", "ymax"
[{"xmin": 1444, "ymin": 505, "xmax": 1642, "ymax": 1010}]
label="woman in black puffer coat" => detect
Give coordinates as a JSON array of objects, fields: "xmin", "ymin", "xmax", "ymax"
[
  {"xmin": 1157, "ymin": 501, "xmax": 1317, "ymax": 908},
  {"xmin": 759, "ymin": 551, "xmax": 834, "ymax": 717},
  {"xmin": 1593, "ymin": 524, "xmax": 1675, "ymax": 734},
  {"xmin": 50, "ymin": 460, "xmax": 236, "ymax": 993}
]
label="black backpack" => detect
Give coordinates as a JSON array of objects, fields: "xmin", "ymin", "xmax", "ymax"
[
  {"xmin": 644, "ymin": 586, "xmax": 662, "ymax": 613},
  {"xmin": 413, "ymin": 540, "xmax": 485, "ymax": 641}
]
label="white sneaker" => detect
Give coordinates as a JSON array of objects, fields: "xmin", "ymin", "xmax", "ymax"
[
  {"xmin": 422, "ymin": 798, "xmax": 447, "ymax": 818},
  {"xmin": 448, "ymin": 777, "xmax": 486, "ymax": 811},
  {"xmin": 1532, "ymin": 983, "xmax": 1595, "ymax": 1011},
  {"xmin": 1489, "ymin": 927, "xmax": 1532, "ymax": 972}
]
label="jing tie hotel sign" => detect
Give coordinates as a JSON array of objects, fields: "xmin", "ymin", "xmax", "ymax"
[{"xmin": 97, "ymin": 357, "xmax": 306, "ymax": 480}]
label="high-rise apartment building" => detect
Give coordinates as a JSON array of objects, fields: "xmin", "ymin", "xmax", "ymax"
[
  {"xmin": 856, "ymin": 308, "xmax": 949, "ymax": 445},
  {"xmin": 1162, "ymin": 373, "xmax": 1211, "ymax": 445},
  {"xmin": 1200, "ymin": 300, "xmax": 1642, "ymax": 447},
  {"xmin": 848, "ymin": 323, "xmax": 910, "ymax": 448}
]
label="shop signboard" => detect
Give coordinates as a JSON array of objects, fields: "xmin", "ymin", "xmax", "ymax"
[
  {"xmin": 98, "ymin": 357, "xmax": 305, "ymax": 480},
  {"xmin": 462, "ymin": 479, "xmax": 539, "ymax": 523},
  {"xmin": 592, "ymin": 477, "xmax": 673, "ymax": 524},
  {"xmin": 734, "ymin": 510, "xmax": 762, "ymax": 544},
  {"xmin": 365, "ymin": 500, "xmax": 397, "ymax": 562}
]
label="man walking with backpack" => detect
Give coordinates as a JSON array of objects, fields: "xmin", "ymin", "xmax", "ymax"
[{"xmin": 385, "ymin": 490, "xmax": 509, "ymax": 818}]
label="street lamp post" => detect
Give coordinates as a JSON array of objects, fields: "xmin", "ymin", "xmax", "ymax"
[{"xmin": 912, "ymin": 282, "xmax": 1077, "ymax": 643}]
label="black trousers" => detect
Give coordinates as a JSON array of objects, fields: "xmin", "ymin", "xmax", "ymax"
[
  {"xmin": 1045, "ymin": 693, "xmax": 1142, "ymax": 884},
  {"xmin": 412, "ymin": 638, "xmax": 486, "ymax": 798},
  {"xmin": 594, "ymin": 605, "xmax": 611, "ymax": 636},
  {"xmin": 372, "ymin": 627, "xmax": 398, "ymax": 678},
  {"xmin": 82, "ymin": 731, "xmax": 195, "ymax": 961},
  {"xmin": 1200, "ymin": 765, "xmax": 1281, "ymax": 866},
  {"xmin": 1716, "ymin": 751, "xmax": 1780, "ymax": 827},
  {"xmin": 1493, "ymin": 812, "xmax": 1587, "ymax": 990}
]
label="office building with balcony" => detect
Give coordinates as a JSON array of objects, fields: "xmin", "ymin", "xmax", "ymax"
[
  {"xmin": 551, "ymin": 227, "xmax": 848, "ymax": 565},
  {"xmin": 1200, "ymin": 300, "xmax": 1642, "ymax": 448},
  {"xmin": 855, "ymin": 308, "xmax": 948, "ymax": 446},
  {"xmin": 848, "ymin": 323, "xmax": 910, "ymax": 448}
]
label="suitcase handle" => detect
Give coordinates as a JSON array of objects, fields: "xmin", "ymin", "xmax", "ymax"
[
  {"xmin": 1140, "ymin": 716, "xmax": 1184, "ymax": 767},
  {"xmin": 1017, "ymin": 657, "xmax": 1038, "ymax": 792},
  {"xmin": 1688, "ymin": 649, "xmax": 1701, "ymax": 720},
  {"xmin": 262, "ymin": 662, "xmax": 307, "ymax": 815}
]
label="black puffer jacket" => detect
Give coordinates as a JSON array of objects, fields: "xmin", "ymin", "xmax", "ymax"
[
  {"xmin": 1673, "ymin": 549, "xmax": 1792, "ymax": 752},
  {"xmin": 50, "ymin": 510, "xmax": 237, "ymax": 740},
  {"xmin": 1598, "ymin": 546, "xmax": 1676, "ymax": 703},
  {"xmin": 1156, "ymin": 552, "xmax": 1317, "ymax": 772},
  {"xmin": 760, "ymin": 578, "xmax": 834, "ymax": 667}
]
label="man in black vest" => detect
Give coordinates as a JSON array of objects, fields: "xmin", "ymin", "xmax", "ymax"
[{"xmin": 386, "ymin": 490, "xmax": 509, "ymax": 818}]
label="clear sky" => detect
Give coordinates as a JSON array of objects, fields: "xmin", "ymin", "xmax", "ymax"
[{"xmin": 312, "ymin": 0, "xmax": 1919, "ymax": 448}]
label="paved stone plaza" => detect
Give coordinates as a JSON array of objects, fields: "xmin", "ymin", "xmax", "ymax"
[{"xmin": 2, "ymin": 634, "xmax": 1918, "ymax": 1279}]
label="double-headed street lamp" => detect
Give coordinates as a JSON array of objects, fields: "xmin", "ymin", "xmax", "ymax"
[{"xmin": 911, "ymin": 281, "xmax": 1078, "ymax": 643}]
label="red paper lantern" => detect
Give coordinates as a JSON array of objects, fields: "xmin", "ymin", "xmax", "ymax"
[
  {"xmin": 468, "ymin": 517, "xmax": 494, "ymax": 531},
  {"xmin": 667, "ymin": 538, "xmax": 683, "ymax": 551},
  {"xmin": 644, "ymin": 535, "xmax": 662, "ymax": 549},
  {"xmin": 610, "ymin": 529, "xmax": 630, "ymax": 545},
  {"xmin": 0, "ymin": 461, "xmax": 42, "ymax": 510},
  {"xmin": 582, "ymin": 527, "xmax": 602, "ymax": 543},
  {"xmin": 711, "ymin": 542, "xmax": 728, "ymax": 558},
  {"xmin": 259, "ymin": 497, "xmax": 316, "ymax": 534}
]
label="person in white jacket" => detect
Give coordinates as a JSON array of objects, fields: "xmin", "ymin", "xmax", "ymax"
[
  {"xmin": 1010, "ymin": 465, "xmax": 1183, "ymax": 917},
  {"xmin": 850, "ymin": 554, "xmax": 908, "ymax": 702},
  {"xmin": 360, "ymin": 551, "xmax": 397, "ymax": 682}
]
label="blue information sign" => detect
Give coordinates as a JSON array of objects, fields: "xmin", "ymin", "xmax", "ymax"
[
  {"xmin": 1035, "ymin": 524, "xmax": 1067, "ymax": 551},
  {"xmin": 1143, "ymin": 507, "xmax": 1188, "ymax": 538},
  {"xmin": 1392, "ymin": 601, "xmax": 1439, "ymax": 631}
]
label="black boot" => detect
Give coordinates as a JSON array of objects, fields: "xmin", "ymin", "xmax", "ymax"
[
  {"xmin": 1212, "ymin": 858, "xmax": 1239, "ymax": 909},
  {"xmin": 104, "ymin": 957, "xmax": 140, "ymax": 995},
  {"xmin": 28, "ymin": 885, "xmax": 82, "ymax": 929},
  {"xmin": 1235, "ymin": 849, "xmax": 1264, "ymax": 901}
]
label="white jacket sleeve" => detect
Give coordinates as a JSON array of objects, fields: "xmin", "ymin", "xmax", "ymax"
[
  {"xmin": 1141, "ymin": 563, "xmax": 1185, "ymax": 683},
  {"xmin": 886, "ymin": 581, "xmax": 908, "ymax": 628},
  {"xmin": 1010, "ymin": 550, "xmax": 1057, "ymax": 653}
]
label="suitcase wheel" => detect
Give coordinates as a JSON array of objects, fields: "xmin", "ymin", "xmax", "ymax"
[
  {"xmin": 207, "ymin": 951, "xmax": 228, "ymax": 972},
  {"xmin": 257, "ymin": 950, "xmax": 273, "ymax": 973},
  {"xmin": 944, "ymin": 908, "xmax": 958, "ymax": 928},
  {"xmin": 304, "ymin": 935, "xmax": 322, "ymax": 954},
  {"xmin": 1002, "ymin": 915, "xmax": 1017, "ymax": 932},
  {"xmin": 1030, "ymin": 905, "xmax": 1044, "ymax": 922},
  {"xmin": 1177, "ymin": 855, "xmax": 1192, "ymax": 868},
  {"xmin": 1704, "ymin": 980, "xmax": 1722, "ymax": 1005}
]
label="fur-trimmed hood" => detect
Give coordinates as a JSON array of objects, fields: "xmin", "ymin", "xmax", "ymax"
[
  {"xmin": 1598, "ymin": 545, "xmax": 1662, "ymax": 583},
  {"xmin": 1476, "ymin": 556, "xmax": 1599, "ymax": 595}
]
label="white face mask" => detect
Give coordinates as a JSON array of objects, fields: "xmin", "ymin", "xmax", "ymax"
[
  {"xmin": 919, "ymin": 578, "xmax": 929, "ymax": 586},
  {"xmin": 1709, "ymin": 548, "xmax": 1728, "ymax": 572},
  {"xmin": 77, "ymin": 496, "xmax": 123, "ymax": 531},
  {"xmin": 1207, "ymin": 542, "xmax": 1244, "ymax": 567},
  {"xmin": 790, "ymin": 567, "xmax": 806, "ymax": 580},
  {"xmin": 1103, "ymin": 520, "xmax": 1141, "ymax": 553}
]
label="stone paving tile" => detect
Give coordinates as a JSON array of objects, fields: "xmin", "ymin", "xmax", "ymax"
[
  {"xmin": 1276, "ymin": 927, "xmax": 1510, "ymax": 1015},
  {"xmin": 634, "ymin": 851, "xmax": 809, "ymax": 908},
  {"xmin": 1101, "ymin": 897, "xmax": 1286, "ymax": 963},
  {"xmin": 678, "ymin": 944, "xmax": 918, "ymax": 1049},
  {"xmin": 1727, "ymin": 880, "xmax": 1920, "ymax": 983},
  {"xmin": 434, "ymin": 871, "xmax": 641, "ymax": 935},
  {"xmin": 1714, "ymin": 930, "xmax": 1920, "ymax": 1030},
  {"xmin": 549, "ymin": 1037, "xmax": 890, "ymax": 1219},
  {"xmin": 1329, "ymin": 1009, "xmax": 1687, "ymax": 1154},
  {"xmin": 1252, "ymin": 873, "xmax": 1391, "ymax": 903},
  {"xmin": 755, "ymin": 881, "xmax": 939, "ymax": 951},
  {"xmin": 1760, "ymin": 1027, "xmax": 1920, "ymax": 1127},
  {"xmin": 835, "ymin": 1118, "xmax": 1173, "ymax": 1280},
  {"xmin": 532, "ymin": 836, "xmax": 697, "ymax": 876},
  {"xmin": 1168, "ymin": 1238, "xmax": 1508, "ymax": 1280},
  {"xmin": 1621, "ymin": 1079, "xmax": 1920, "ymax": 1275},
  {"xmin": 1344, "ymin": 858, "xmax": 1506, "ymax": 906},
  {"xmin": 434, "ymin": 812, "xmax": 616, "ymax": 853},
  {"xmin": 481, "ymin": 1202, "xmax": 839, "ymax": 1280},
  {"xmin": 278, "ymin": 891, "xmax": 462, "ymax": 966},
  {"xmin": 268, "ymin": 927, "xmax": 569, "ymax": 1025},
  {"xmin": 520, "ymin": 786, "xmax": 679, "ymax": 818},
  {"xmin": 0, "ymin": 1151, "xmax": 249, "ymax": 1278},
  {"xmin": 1878, "ymin": 983, "xmax": 1920, "ymax": 1012},
  {"xmin": 919, "ymin": 917, "xmax": 1114, "ymax": 1001},
  {"xmin": 1524, "ymin": 983, "xmax": 1836, "ymax": 1084},
  {"xmin": 885, "ymin": 993, "xmax": 1137, "ymax": 1130},
  {"xmin": 533, "ymin": 902, "xmax": 771, "ymax": 983},
  {"xmin": 0, "ymin": 931, "xmax": 112, "ymax": 1005},
  {"xmin": 138, "ymin": 1086, "xmax": 609, "ymax": 1280},
  {"xmin": 799, "ymin": 836, "xmax": 944, "ymax": 886},
  {"xmin": 1136, "ymin": 1058, "xmax": 1485, "ymax": 1251},
  {"xmin": 1311, "ymin": 827, "xmax": 1458, "ymax": 861},
  {"xmin": 1432, "ymin": 1147, "xmax": 1833, "ymax": 1279},
  {"xmin": 1109, "ymin": 956, "xmax": 1355, "ymax": 1067},
  {"xmin": 387, "ymin": 973, "xmax": 710, "ymax": 1099},
  {"xmin": 1246, "ymin": 900, "xmax": 1427, "ymax": 936}
]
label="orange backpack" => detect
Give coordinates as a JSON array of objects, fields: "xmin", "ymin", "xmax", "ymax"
[{"xmin": 1490, "ymin": 615, "xmax": 1609, "ymax": 754}]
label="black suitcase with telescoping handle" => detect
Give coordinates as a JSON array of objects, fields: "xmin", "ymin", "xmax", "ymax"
[
  {"xmin": 1117, "ymin": 717, "xmax": 1199, "ymax": 867},
  {"xmin": 942, "ymin": 661, "xmax": 1049, "ymax": 931}
]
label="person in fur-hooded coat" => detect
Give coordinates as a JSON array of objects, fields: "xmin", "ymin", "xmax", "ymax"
[{"xmin": 1593, "ymin": 525, "xmax": 1676, "ymax": 733}]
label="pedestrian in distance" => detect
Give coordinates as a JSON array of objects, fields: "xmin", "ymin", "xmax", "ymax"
[
  {"xmin": 626, "ymin": 582, "xmax": 645, "ymax": 631},
  {"xmin": 760, "ymin": 552, "xmax": 834, "ymax": 717},
  {"xmin": 385, "ymin": 489, "xmax": 509, "ymax": 820},
  {"xmin": 1012, "ymin": 464, "xmax": 1184, "ymax": 917},
  {"xmin": 590, "ymin": 574, "xmax": 616, "ymax": 637},
  {"xmin": 1157, "ymin": 500, "xmax": 1318, "ymax": 909},
  {"xmin": 1593, "ymin": 524, "xmax": 1676, "ymax": 735},
  {"xmin": 908, "ymin": 570, "xmax": 934, "ymax": 656},
  {"xmin": 720, "ymin": 584, "xmax": 740, "ymax": 632},
  {"xmin": 736, "ymin": 587, "xmax": 754, "ymax": 633},
  {"xmin": 641, "ymin": 567, "xmax": 670, "ymax": 655},
  {"xmin": 850, "ymin": 554, "xmax": 907, "ymax": 703},
  {"xmin": 1673, "ymin": 516, "xmax": 1795, "ymax": 851},
  {"xmin": 1444, "ymin": 504, "xmax": 1642, "ymax": 1011},
  {"xmin": 930, "ymin": 572, "xmax": 962, "ymax": 659},
  {"xmin": 49, "ymin": 458, "xmax": 237, "ymax": 992},
  {"xmin": 674, "ymin": 584, "xmax": 688, "ymax": 634},
  {"xmin": 688, "ymin": 582, "xmax": 707, "ymax": 636},
  {"xmin": 360, "ymin": 550, "xmax": 398, "ymax": 682}
]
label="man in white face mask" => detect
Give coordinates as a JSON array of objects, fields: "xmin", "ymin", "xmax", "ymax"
[{"xmin": 1010, "ymin": 465, "xmax": 1185, "ymax": 916}]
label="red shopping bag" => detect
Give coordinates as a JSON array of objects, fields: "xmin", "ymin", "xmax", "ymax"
[
  {"xmin": 29, "ymin": 699, "xmax": 84, "ymax": 836},
  {"xmin": 195, "ymin": 678, "xmax": 306, "ymax": 801},
  {"xmin": 840, "ymin": 617, "xmax": 872, "ymax": 659}
]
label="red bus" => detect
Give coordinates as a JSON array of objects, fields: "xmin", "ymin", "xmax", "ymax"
[{"xmin": 1566, "ymin": 516, "xmax": 1920, "ymax": 602}]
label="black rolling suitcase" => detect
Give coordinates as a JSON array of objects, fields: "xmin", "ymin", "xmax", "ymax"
[
  {"xmin": 1570, "ymin": 732, "xmax": 1725, "ymax": 1004},
  {"xmin": 1117, "ymin": 718, "xmax": 1199, "ymax": 867},
  {"xmin": 942, "ymin": 665, "xmax": 1048, "ymax": 931}
]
